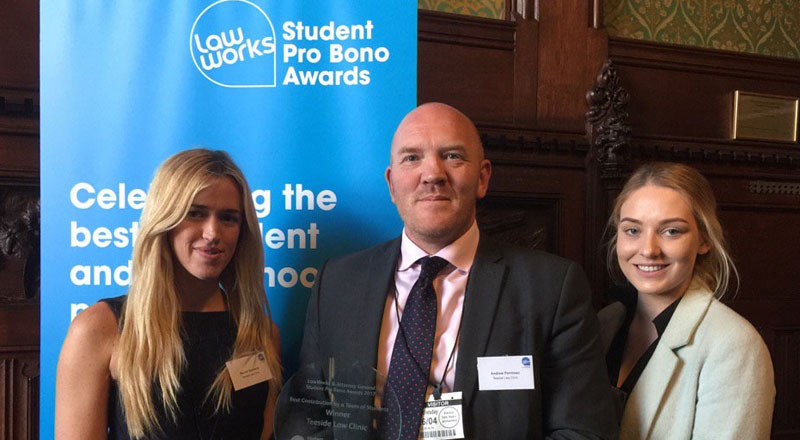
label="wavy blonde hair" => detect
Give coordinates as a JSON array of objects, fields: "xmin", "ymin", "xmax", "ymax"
[
  {"xmin": 605, "ymin": 162, "xmax": 739, "ymax": 298},
  {"xmin": 115, "ymin": 149, "xmax": 281, "ymax": 438}
]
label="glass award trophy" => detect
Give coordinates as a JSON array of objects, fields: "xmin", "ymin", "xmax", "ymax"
[{"xmin": 274, "ymin": 358, "xmax": 401, "ymax": 440}]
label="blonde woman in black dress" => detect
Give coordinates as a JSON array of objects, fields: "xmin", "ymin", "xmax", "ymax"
[{"xmin": 56, "ymin": 149, "xmax": 281, "ymax": 439}]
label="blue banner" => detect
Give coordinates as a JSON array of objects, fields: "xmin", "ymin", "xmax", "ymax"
[{"xmin": 40, "ymin": 1, "xmax": 415, "ymax": 436}]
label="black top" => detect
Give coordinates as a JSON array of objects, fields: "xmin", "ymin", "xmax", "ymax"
[
  {"xmin": 605, "ymin": 286, "xmax": 682, "ymax": 397},
  {"xmin": 101, "ymin": 295, "xmax": 268, "ymax": 440}
]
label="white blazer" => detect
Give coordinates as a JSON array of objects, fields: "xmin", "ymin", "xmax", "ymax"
[{"xmin": 619, "ymin": 281, "xmax": 775, "ymax": 439}]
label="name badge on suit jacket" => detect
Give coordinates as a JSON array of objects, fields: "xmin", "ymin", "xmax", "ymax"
[{"xmin": 476, "ymin": 355, "xmax": 535, "ymax": 391}]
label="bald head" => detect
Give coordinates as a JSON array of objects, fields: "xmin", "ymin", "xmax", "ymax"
[
  {"xmin": 385, "ymin": 102, "xmax": 491, "ymax": 253},
  {"xmin": 390, "ymin": 102, "xmax": 484, "ymax": 164}
]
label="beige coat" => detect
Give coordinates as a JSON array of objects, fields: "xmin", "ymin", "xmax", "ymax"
[{"xmin": 619, "ymin": 283, "xmax": 775, "ymax": 439}]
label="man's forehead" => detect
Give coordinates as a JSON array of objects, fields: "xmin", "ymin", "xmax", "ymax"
[{"xmin": 392, "ymin": 116, "xmax": 477, "ymax": 149}]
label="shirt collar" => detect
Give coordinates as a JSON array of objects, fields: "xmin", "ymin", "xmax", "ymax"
[{"xmin": 398, "ymin": 221, "xmax": 480, "ymax": 273}]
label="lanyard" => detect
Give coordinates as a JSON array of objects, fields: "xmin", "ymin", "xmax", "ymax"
[{"xmin": 392, "ymin": 283, "xmax": 463, "ymax": 400}]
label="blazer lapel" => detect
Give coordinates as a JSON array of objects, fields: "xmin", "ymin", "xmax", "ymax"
[
  {"xmin": 453, "ymin": 238, "xmax": 506, "ymax": 406},
  {"xmin": 623, "ymin": 282, "xmax": 713, "ymax": 439}
]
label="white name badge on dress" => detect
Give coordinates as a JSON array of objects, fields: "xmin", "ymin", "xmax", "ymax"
[
  {"xmin": 418, "ymin": 392, "xmax": 465, "ymax": 440},
  {"xmin": 476, "ymin": 355, "xmax": 535, "ymax": 391},
  {"xmin": 226, "ymin": 351, "xmax": 272, "ymax": 391}
]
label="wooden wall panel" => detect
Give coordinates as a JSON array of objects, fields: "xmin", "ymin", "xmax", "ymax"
[
  {"xmin": 772, "ymin": 328, "xmax": 800, "ymax": 439},
  {"xmin": 536, "ymin": 0, "xmax": 607, "ymax": 132},
  {"xmin": 418, "ymin": 12, "xmax": 518, "ymax": 124},
  {"xmin": 0, "ymin": 304, "xmax": 39, "ymax": 440},
  {"xmin": 609, "ymin": 38, "xmax": 800, "ymax": 143},
  {"xmin": 0, "ymin": 0, "xmax": 38, "ymax": 89},
  {"xmin": 0, "ymin": 1, "xmax": 40, "ymax": 438},
  {"xmin": 419, "ymin": 6, "xmax": 607, "ymax": 133},
  {"xmin": 719, "ymin": 206, "xmax": 800, "ymax": 302}
]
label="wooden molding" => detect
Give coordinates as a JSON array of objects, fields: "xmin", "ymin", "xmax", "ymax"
[
  {"xmin": 627, "ymin": 136, "xmax": 800, "ymax": 170},
  {"xmin": 609, "ymin": 37, "xmax": 800, "ymax": 84},
  {"xmin": 0, "ymin": 86, "xmax": 39, "ymax": 120},
  {"xmin": 418, "ymin": 10, "xmax": 515, "ymax": 50}
]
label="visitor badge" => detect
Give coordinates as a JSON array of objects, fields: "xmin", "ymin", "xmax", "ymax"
[
  {"xmin": 418, "ymin": 392, "xmax": 464, "ymax": 439},
  {"xmin": 476, "ymin": 355, "xmax": 535, "ymax": 391},
  {"xmin": 226, "ymin": 351, "xmax": 272, "ymax": 391}
]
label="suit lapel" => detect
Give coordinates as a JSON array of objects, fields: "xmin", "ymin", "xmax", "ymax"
[
  {"xmin": 453, "ymin": 238, "xmax": 506, "ymax": 406},
  {"xmin": 356, "ymin": 238, "xmax": 401, "ymax": 370},
  {"xmin": 623, "ymin": 282, "xmax": 713, "ymax": 438}
]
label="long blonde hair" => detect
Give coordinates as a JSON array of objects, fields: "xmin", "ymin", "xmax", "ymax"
[
  {"xmin": 115, "ymin": 149, "xmax": 281, "ymax": 438},
  {"xmin": 605, "ymin": 162, "xmax": 739, "ymax": 298}
]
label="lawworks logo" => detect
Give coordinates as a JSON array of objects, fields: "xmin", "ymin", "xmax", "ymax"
[{"xmin": 190, "ymin": 0, "xmax": 277, "ymax": 87}]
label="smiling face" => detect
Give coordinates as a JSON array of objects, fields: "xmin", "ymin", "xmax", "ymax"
[
  {"xmin": 616, "ymin": 185, "xmax": 710, "ymax": 302},
  {"xmin": 169, "ymin": 177, "xmax": 243, "ymax": 287},
  {"xmin": 385, "ymin": 103, "xmax": 491, "ymax": 253}
]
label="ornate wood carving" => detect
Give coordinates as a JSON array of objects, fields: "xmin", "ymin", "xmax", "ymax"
[
  {"xmin": 0, "ymin": 189, "xmax": 39, "ymax": 302},
  {"xmin": 585, "ymin": 60, "xmax": 632, "ymax": 180},
  {"xmin": 477, "ymin": 197, "xmax": 558, "ymax": 253}
]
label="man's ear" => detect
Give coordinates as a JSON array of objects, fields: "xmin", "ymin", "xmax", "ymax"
[
  {"xmin": 385, "ymin": 166, "xmax": 395, "ymax": 203},
  {"xmin": 476, "ymin": 159, "xmax": 492, "ymax": 199}
]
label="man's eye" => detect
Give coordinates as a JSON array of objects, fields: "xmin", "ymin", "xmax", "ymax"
[
  {"xmin": 403, "ymin": 154, "xmax": 419, "ymax": 162},
  {"xmin": 444, "ymin": 152, "xmax": 463, "ymax": 160}
]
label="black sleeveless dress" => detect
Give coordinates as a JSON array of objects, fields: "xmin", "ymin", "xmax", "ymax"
[{"xmin": 102, "ymin": 295, "xmax": 269, "ymax": 439}]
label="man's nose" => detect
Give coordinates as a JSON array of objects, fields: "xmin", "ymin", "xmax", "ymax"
[{"xmin": 421, "ymin": 157, "xmax": 446, "ymax": 185}]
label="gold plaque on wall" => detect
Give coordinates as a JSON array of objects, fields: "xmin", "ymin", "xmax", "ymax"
[{"xmin": 732, "ymin": 91, "xmax": 799, "ymax": 143}]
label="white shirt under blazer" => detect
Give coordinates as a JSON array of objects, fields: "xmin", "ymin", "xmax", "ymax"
[{"xmin": 620, "ymin": 280, "xmax": 775, "ymax": 439}]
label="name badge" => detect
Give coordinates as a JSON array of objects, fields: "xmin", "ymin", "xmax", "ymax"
[
  {"xmin": 226, "ymin": 352, "xmax": 272, "ymax": 391},
  {"xmin": 476, "ymin": 355, "xmax": 535, "ymax": 391},
  {"xmin": 419, "ymin": 392, "xmax": 464, "ymax": 440}
]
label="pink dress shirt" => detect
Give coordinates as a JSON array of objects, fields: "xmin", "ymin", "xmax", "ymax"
[{"xmin": 376, "ymin": 221, "xmax": 479, "ymax": 397}]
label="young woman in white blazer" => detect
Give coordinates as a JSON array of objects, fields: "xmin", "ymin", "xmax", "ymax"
[{"xmin": 600, "ymin": 162, "xmax": 775, "ymax": 439}]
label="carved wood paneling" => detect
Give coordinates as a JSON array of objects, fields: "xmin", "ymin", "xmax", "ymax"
[
  {"xmin": 0, "ymin": 187, "xmax": 39, "ymax": 303},
  {"xmin": 717, "ymin": 206, "xmax": 800, "ymax": 302},
  {"xmin": 481, "ymin": 161, "xmax": 591, "ymax": 307},
  {"xmin": 477, "ymin": 196, "xmax": 560, "ymax": 253},
  {"xmin": 0, "ymin": 353, "xmax": 39, "ymax": 440},
  {"xmin": 418, "ymin": 3, "xmax": 607, "ymax": 133},
  {"xmin": 418, "ymin": 11, "xmax": 517, "ymax": 124},
  {"xmin": 0, "ymin": 2, "xmax": 40, "ymax": 435},
  {"xmin": 608, "ymin": 37, "xmax": 800, "ymax": 162},
  {"xmin": 772, "ymin": 327, "xmax": 800, "ymax": 439},
  {"xmin": 749, "ymin": 181, "xmax": 800, "ymax": 196},
  {"xmin": 0, "ymin": 0, "xmax": 38, "ymax": 90}
]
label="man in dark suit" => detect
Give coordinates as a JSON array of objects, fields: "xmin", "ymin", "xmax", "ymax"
[{"xmin": 299, "ymin": 103, "xmax": 617, "ymax": 439}]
